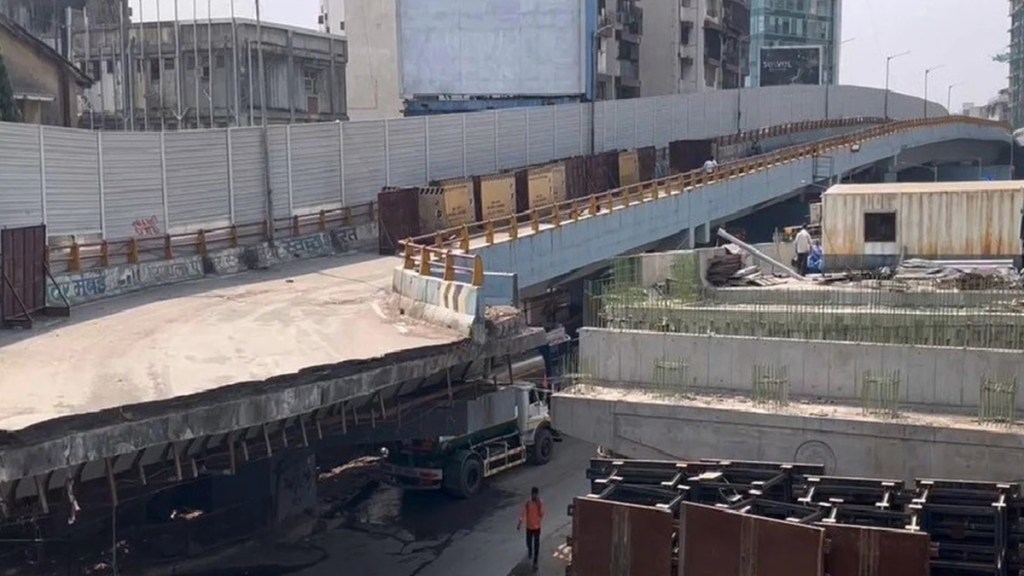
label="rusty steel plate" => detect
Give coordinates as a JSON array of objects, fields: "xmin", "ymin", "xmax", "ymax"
[
  {"xmin": 572, "ymin": 497, "xmax": 674, "ymax": 576},
  {"xmin": 679, "ymin": 502, "xmax": 825, "ymax": 576},
  {"xmin": 824, "ymin": 524, "xmax": 930, "ymax": 576}
]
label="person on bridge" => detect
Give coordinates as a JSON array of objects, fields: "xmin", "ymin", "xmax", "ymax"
[
  {"xmin": 517, "ymin": 486, "xmax": 545, "ymax": 570},
  {"xmin": 703, "ymin": 156, "xmax": 719, "ymax": 174},
  {"xmin": 794, "ymin": 225, "xmax": 813, "ymax": 276}
]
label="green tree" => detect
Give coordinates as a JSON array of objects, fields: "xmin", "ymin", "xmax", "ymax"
[{"xmin": 0, "ymin": 48, "xmax": 19, "ymax": 122}]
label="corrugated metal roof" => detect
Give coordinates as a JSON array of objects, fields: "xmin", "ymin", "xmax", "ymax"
[{"xmin": 824, "ymin": 181, "xmax": 1024, "ymax": 196}]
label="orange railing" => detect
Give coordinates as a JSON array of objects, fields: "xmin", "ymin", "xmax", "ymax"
[
  {"xmin": 48, "ymin": 202, "xmax": 376, "ymax": 273},
  {"xmin": 399, "ymin": 116, "xmax": 1008, "ymax": 269}
]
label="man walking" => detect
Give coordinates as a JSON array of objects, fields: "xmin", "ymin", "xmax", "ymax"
[
  {"xmin": 517, "ymin": 486, "xmax": 545, "ymax": 571},
  {"xmin": 794, "ymin": 225, "xmax": 813, "ymax": 276}
]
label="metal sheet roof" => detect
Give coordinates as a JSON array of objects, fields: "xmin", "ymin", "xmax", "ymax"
[{"xmin": 824, "ymin": 180, "xmax": 1024, "ymax": 196}]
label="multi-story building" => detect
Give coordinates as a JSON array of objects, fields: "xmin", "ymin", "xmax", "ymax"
[
  {"xmin": 319, "ymin": 0, "xmax": 345, "ymax": 35},
  {"xmin": 963, "ymin": 88, "xmax": 1012, "ymax": 124},
  {"xmin": 639, "ymin": 0, "xmax": 750, "ymax": 96},
  {"xmin": 1011, "ymin": 0, "xmax": 1024, "ymax": 128},
  {"xmin": 596, "ymin": 0, "xmax": 642, "ymax": 100},
  {"xmin": 749, "ymin": 0, "xmax": 842, "ymax": 87},
  {"xmin": 70, "ymin": 16, "xmax": 347, "ymax": 130},
  {"xmin": 345, "ymin": 0, "xmax": 597, "ymax": 119}
]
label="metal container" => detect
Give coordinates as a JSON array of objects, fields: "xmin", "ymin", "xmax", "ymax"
[
  {"xmin": 821, "ymin": 181, "xmax": 1024, "ymax": 269},
  {"xmin": 419, "ymin": 178, "xmax": 475, "ymax": 233},
  {"xmin": 619, "ymin": 150, "xmax": 640, "ymax": 186},
  {"xmin": 476, "ymin": 173, "xmax": 517, "ymax": 222},
  {"xmin": 572, "ymin": 497, "xmax": 674, "ymax": 576},
  {"xmin": 669, "ymin": 139, "xmax": 714, "ymax": 174},
  {"xmin": 564, "ymin": 156, "xmax": 588, "ymax": 200},
  {"xmin": 377, "ymin": 187, "xmax": 421, "ymax": 255},
  {"xmin": 637, "ymin": 146, "xmax": 657, "ymax": 182}
]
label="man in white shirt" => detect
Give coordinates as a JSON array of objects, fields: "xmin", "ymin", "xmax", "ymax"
[
  {"xmin": 703, "ymin": 156, "xmax": 718, "ymax": 174},
  {"xmin": 794, "ymin": 226, "xmax": 813, "ymax": 276}
]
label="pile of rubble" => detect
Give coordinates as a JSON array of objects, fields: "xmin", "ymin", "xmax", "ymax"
[
  {"xmin": 893, "ymin": 258, "xmax": 1022, "ymax": 290},
  {"xmin": 705, "ymin": 244, "xmax": 786, "ymax": 287}
]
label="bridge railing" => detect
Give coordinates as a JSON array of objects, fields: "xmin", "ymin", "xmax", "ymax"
[
  {"xmin": 398, "ymin": 116, "xmax": 1008, "ymax": 272},
  {"xmin": 47, "ymin": 202, "xmax": 377, "ymax": 273}
]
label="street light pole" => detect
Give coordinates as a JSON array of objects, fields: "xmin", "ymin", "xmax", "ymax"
[
  {"xmin": 924, "ymin": 65, "xmax": 944, "ymax": 119},
  {"xmin": 256, "ymin": 0, "xmax": 273, "ymax": 242},
  {"xmin": 947, "ymin": 82, "xmax": 964, "ymax": 114},
  {"xmin": 884, "ymin": 51, "xmax": 911, "ymax": 120}
]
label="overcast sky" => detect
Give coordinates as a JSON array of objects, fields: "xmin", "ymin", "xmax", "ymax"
[{"xmin": 139, "ymin": 0, "xmax": 1010, "ymax": 112}]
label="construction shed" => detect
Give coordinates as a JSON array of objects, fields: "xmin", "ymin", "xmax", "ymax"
[{"xmin": 820, "ymin": 181, "xmax": 1024, "ymax": 270}]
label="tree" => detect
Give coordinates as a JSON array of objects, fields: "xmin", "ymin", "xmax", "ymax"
[{"xmin": 0, "ymin": 47, "xmax": 19, "ymax": 122}]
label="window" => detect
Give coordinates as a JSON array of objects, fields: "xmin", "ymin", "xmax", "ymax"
[
  {"xmin": 864, "ymin": 212, "xmax": 897, "ymax": 243},
  {"xmin": 303, "ymin": 68, "xmax": 320, "ymax": 95},
  {"xmin": 216, "ymin": 54, "xmax": 226, "ymax": 69},
  {"xmin": 164, "ymin": 57, "xmax": 175, "ymax": 70},
  {"xmin": 91, "ymin": 59, "xmax": 102, "ymax": 79},
  {"xmin": 150, "ymin": 58, "xmax": 161, "ymax": 81},
  {"xmin": 186, "ymin": 55, "xmax": 196, "ymax": 70},
  {"xmin": 105, "ymin": 59, "xmax": 114, "ymax": 74}
]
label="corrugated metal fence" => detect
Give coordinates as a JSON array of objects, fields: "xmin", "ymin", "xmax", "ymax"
[{"xmin": 0, "ymin": 86, "xmax": 943, "ymax": 241}]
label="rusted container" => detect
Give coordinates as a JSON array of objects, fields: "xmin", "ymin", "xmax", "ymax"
[
  {"xmin": 418, "ymin": 178, "xmax": 475, "ymax": 233},
  {"xmin": 513, "ymin": 169, "xmax": 530, "ymax": 214},
  {"xmin": 679, "ymin": 502, "xmax": 825, "ymax": 576},
  {"xmin": 669, "ymin": 139, "xmax": 715, "ymax": 174},
  {"xmin": 475, "ymin": 173, "xmax": 517, "ymax": 222},
  {"xmin": 820, "ymin": 181, "xmax": 1024, "ymax": 269},
  {"xmin": 564, "ymin": 156, "xmax": 589, "ymax": 200},
  {"xmin": 637, "ymin": 146, "xmax": 657, "ymax": 182},
  {"xmin": 592, "ymin": 150, "xmax": 621, "ymax": 195},
  {"xmin": 572, "ymin": 497, "xmax": 673, "ymax": 576},
  {"xmin": 619, "ymin": 150, "xmax": 640, "ymax": 186},
  {"xmin": 377, "ymin": 187, "xmax": 421, "ymax": 255},
  {"xmin": 824, "ymin": 525, "xmax": 930, "ymax": 576}
]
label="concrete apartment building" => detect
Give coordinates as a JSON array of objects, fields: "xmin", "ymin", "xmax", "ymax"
[
  {"xmin": 596, "ymin": 0, "xmax": 642, "ymax": 100},
  {"xmin": 319, "ymin": 0, "xmax": 345, "ymax": 35},
  {"xmin": 962, "ymin": 88, "xmax": 1011, "ymax": 124},
  {"xmin": 0, "ymin": 13, "xmax": 92, "ymax": 126},
  {"xmin": 639, "ymin": 0, "xmax": 750, "ymax": 96},
  {"xmin": 749, "ymin": 0, "xmax": 842, "ymax": 87}
]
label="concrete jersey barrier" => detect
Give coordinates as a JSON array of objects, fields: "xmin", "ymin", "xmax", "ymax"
[{"xmin": 391, "ymin": 267, "xmax": 483, "ymax": 341}]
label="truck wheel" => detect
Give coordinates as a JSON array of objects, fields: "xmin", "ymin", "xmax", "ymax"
[
  {"xmin": 444, "ymin": 453, "xmax": 484, "ymax": 499},
  {"xmin": 530, "ymin": 427, "xmax": 554, "ymax": 466}
]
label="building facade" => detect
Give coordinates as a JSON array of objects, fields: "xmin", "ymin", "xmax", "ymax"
[
  {"xmin": 639, "ymin": 0, "xmax": 750, "ymax": 97},
  {"xmin": 0, "ymin": 13, "xmax": 92, "ymax": 126},
  {"xmin": 319, "ymin": 0, "xmax": 345, "ymax": 35},
  {"xmin": 749, "ymin": 0, "xmax": 842, "ymax": 87},
  {"xmin": 962, "ymin": 88, "xmax": 1011, "ymax": 124},
  {"xmin": 70, "ymin": 17, "xmax": 347, "ymax": 130},
  {"xmin": 346, "ymin": 0, "xmax": 596, "ymax": 119},
  {"xmin": 1011, "ymin": 0, "xmax": 1024, "ymax": 129},
  {"xmin": 596, "ymin": 0, "xmax": 642, "ymax": 100}
]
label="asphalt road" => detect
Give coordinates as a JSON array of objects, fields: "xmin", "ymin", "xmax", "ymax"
[{"xmin": 294, "ymin": 437, "xmax": 593, "ymax": 576}]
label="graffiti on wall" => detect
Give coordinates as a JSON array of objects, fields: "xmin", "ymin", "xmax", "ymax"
[
  {"xmin": 138, "ymin": 259, "xmax": 203, "ymax": 285},
  {"xmin": 330, "ymin": 227, "xmax": 360, "ymax": 252},
  {"xmin": 132, "ymin": 216, "xmax": 162, "ymax": 237}
]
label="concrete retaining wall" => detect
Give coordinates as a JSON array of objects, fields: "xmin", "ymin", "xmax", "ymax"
[
  {"xmin": 552, "ymin": 393, "xmax": 1024, "ymax": 483},
  {"xmin": 45, "ymin": 222, "xmax": 377, "ymax": 308},
  {"xmin": 391, "ymin": 267, "xmax": 483, "ymax": 339},
  {"xmin": 579, "ymin": 328, "xmax": 1024, "ymax": 411}
]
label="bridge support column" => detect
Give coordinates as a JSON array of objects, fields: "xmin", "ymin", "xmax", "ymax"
[{"xmin": 687, "ymin": 227, "xmax": 696, "ymax": 249}]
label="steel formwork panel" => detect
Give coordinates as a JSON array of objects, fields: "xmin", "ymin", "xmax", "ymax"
[{"xmin": 573, "ymin": 497, "xmax": 674, "ymax": 576}]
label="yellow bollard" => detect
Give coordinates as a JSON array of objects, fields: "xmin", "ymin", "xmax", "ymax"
[
  {"xmin": 472, "ymin": 257, "xmax": 485, "ymax": 287},
  {"xmin": 403, "ymin": 244, "xmax": 415, "ymax": 270},
  {"xmin": 485, "ymin": 220, "xmax": 495, "ymax": 245},
  {"xmin": 531, "ymin": 210, "xmax": 540, "ymax": 233},
  {"xmin": 589, "ymin": 195, "xmax": 599, "ymax": 216},
  {"xmin": 444, "ymin": 251, "xmax": 455, "ymax": 281},
  {"xmin": 419, "ymin": 249, "xmax": 431, "ymax": 276}
]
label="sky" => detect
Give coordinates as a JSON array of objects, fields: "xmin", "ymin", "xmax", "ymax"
[{"xmin": 137, "ymin": 0, "xmax": 1010, "ymax": 112}]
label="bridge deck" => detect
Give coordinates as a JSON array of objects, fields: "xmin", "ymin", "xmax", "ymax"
[{"xmin": 0, "ymin": 255, "xmax": 461, "ymax": 432}]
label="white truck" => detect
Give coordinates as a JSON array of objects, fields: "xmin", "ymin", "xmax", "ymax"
[{"xmin": 379, "ymin": 383, "xmax": 556, "ymax": 499}]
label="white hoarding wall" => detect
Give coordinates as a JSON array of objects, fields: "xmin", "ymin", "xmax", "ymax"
[
  {"xmin": 0, "ymin": 86, "xmax": 948, "ymax": 240},
  {"xmin": 398, "ymin": 0, "xmax": 585, "ymax": 97}
]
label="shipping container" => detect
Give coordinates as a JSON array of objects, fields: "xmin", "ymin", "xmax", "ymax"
[
  {"xmin": 637, "ymin": 146, "xmax": 657, "ymax": 182},
  {"xmin": 669, "ymin": 139, "xmax": 715, "ymax": 174},
  {"xmin": 418, "ymin": 179, "xmax": 475, "ymax": 234},
  {"xmin": 821, "ymin": 181, "xmax": 1024, "ymax": 270},
  {"xmin": 377, "ymin": 187, "xmax": 421, "ymax": 255},
  {"xmin": 619, "ymin": 150, "xmax": 640, "ymax": 186},
  {"xmin": 476, "ymin": 173, "xmax": 517, "ymax": 222}
]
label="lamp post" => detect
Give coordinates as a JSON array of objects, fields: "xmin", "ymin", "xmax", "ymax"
[
  {"xmin": 256, "ymin": 0, "xmax": 273, "ymax": 242},
  {"xmin": 923, "ymin": 65, "xmax": 944, "ymax": 119},
  {"xmin": 947, "ymin": 82, "xmax": 964, "ymax": 114},
  {"xmin": 884, "ymin": 51, "xmax": 911, "ymax": 120},
  {"xmin": 590, "ymin": 20, "xmax": 614, "ymax": 154}
]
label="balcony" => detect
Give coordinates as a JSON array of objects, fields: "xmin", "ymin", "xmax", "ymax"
[
  {"xmin": 680, "ymin": 5, "xmax": 698, "ymax": 22},
  {"xmin": 679, "ymin": 43, "xmax": 696, "ymax": 62}
]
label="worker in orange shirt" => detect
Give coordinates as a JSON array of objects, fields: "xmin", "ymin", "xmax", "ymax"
[{"xmin": 517, "ymin": 486, "xmax": 545, "ymax": 571}]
